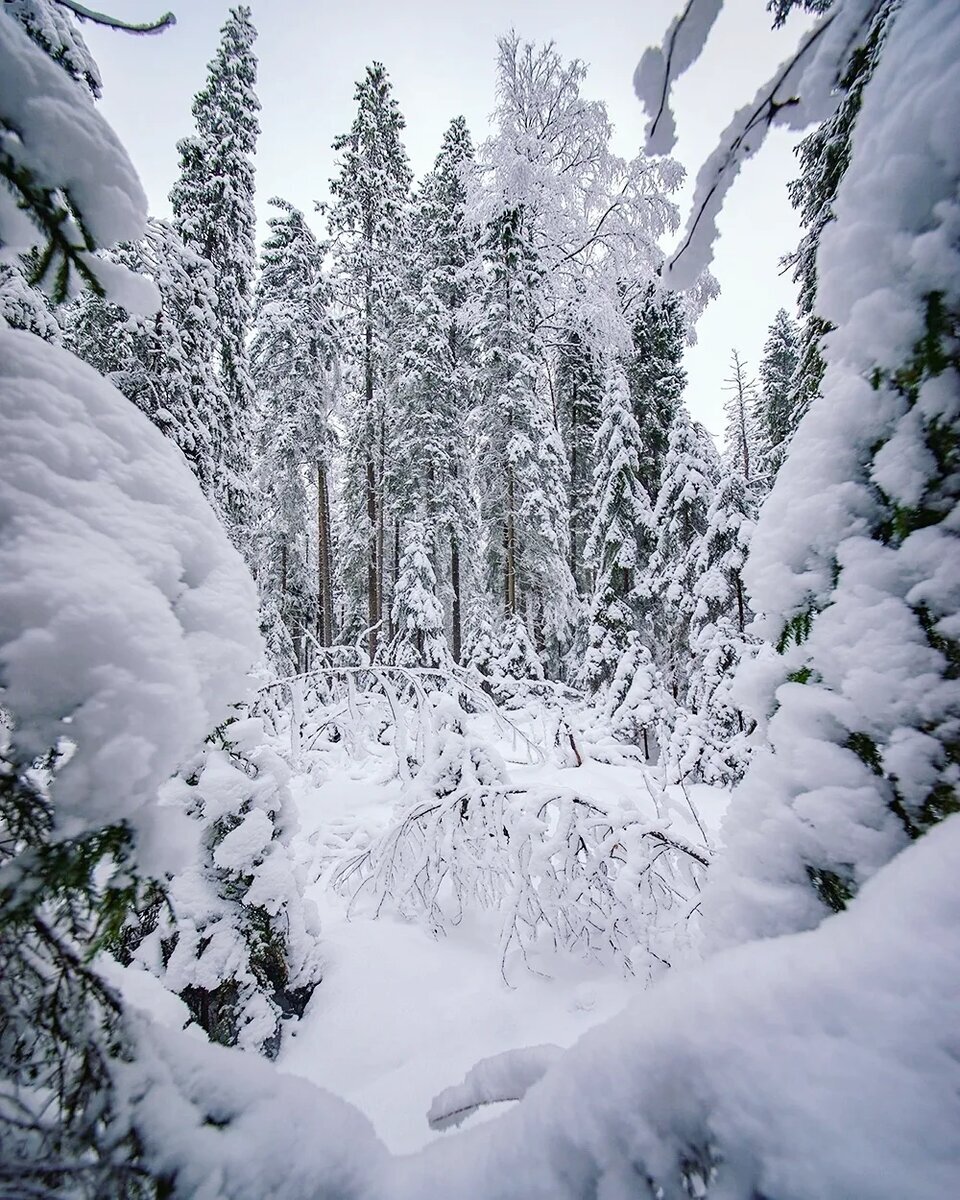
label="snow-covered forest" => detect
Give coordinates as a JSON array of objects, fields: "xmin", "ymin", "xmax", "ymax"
[{"xmin": 1, "ymin": 0, "xmax": 958, "ymax": 1194}]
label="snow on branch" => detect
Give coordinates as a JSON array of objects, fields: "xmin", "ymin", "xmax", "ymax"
[
  {"xmin": 634, "ymin": 0, "xmax": 723, "ymax": 155},
  {"xmin": 427, "ymin": 1045, "xmax": 563, "ymax": 1132},
  {"xmin": 54, "ymin": 2, "xmax": 176, "ymax": 34},
  {"xmin": 638, "ymin": 0, "xmax": 885, "ymax": 288}
]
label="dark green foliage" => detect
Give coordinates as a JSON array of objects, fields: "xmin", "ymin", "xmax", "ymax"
[{"xmin": 0, "ymin": 753, "xmax": 162, "ymax": 1197}]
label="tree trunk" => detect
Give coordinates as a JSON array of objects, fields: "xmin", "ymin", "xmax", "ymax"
[
  {"xmin": 317, "ymin": 461, "xmax": 334, "ymax": 648},
  {"xmin": 451, "ymin": 535, "xmax": 462, "ymax": 663}
]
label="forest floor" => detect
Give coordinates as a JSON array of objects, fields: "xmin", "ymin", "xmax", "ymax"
[{"xmin": 275, "ymin": 736, "xmax": 728, "ymax": 1153}]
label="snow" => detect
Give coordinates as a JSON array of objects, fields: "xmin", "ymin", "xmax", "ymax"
[
  {"xmin": 0, "ymin": 329, "xmax": 260, "ymax": 872},
  {"xmin": 377, "ymin": 812, "xmax": 960, "ymax": 1199},
  {"xmin": 0, "ymin": 9, "xmax": 155, "ymax": 306}
]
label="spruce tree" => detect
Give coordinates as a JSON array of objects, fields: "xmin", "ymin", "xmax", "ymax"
[
  {"xmin": 170, "ymin": 5, "xmax": 260, "ymax": 550},
  {"xmin": 388, "ymin": 518, "xmax": 452, "ymax": 669},
  {"xmin": 706, "ymin": 0, "xmax": 960, "ymax": 949},
  {"xmin": 671, "ymin": 465, "xmax": 755, "ymax": 784},
  {"xmin": 580, "ymin": 356, "xmax": 654, "ymax": 692},
  {"xmin": 754, "ymin": 308, "xmax": 800, "ymax": 487},
  {"xmin": 327, "ymin": 62, "xmax": 412, "ymax": 660},
  {"xmin": 644, "ymin": 407, "xmax": 720, "ymax": 700},
  {"xmin": 251, "ymin": 198, "xmax": 338, "ymax": 669},
  {"xmin": 393, "ymin": 116, "xmax": 479, "ymax": 661},
  {"xmin": 626, "ymin": 286, "xmax": 689, "ymax": 507},
  {"xmin": 784, "ymin": 0, "xmax": 896, "ymax": 430}
]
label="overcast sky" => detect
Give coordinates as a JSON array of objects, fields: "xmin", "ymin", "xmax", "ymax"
[{"xmin": 84, "ymin": 0, "xmax": 812, "ymax": 441}]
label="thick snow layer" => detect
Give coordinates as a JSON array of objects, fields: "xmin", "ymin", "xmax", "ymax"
[
  {"xmin": 0, "ymin": 331, "xmax": 260, "ymax": 872},
  {"xmin": 709, "ymin": 0, "xmax": 960, "ymax": 947},
  {"xmin": 379, "ymin": 813, "xmax": 960, "ymax": 1199},
  {"xmin": 0, "ymin": 10, "xmax": 156, "ymax": 307}
]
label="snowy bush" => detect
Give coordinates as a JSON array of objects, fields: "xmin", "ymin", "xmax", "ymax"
[
  {"xmin": 127, "ymin": 715, "xmax": 323, "ymax": 1059},
  {"xmin": 332, "ymin": 699, "xmax": 709, "ymax": 980}
]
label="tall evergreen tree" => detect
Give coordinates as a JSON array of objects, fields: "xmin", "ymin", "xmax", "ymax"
[
  {"xmin": 580, "ymin": 356, "xmax": 653, "ymax": 692},
  {"xmin": 754, "ymin": 307, "xmax": 800, "ymax": 487},
  {"xmin": 707, "ymin": 0, "xmax": 960, "ymax": 950},
  {"xmin": 327, "ymin": 62, "xmax": 412, "ymax": 660},
  {"xmin": 251, "ymin": 198, "xmax": 338, "ymax": 669},
  {"xmin": 393, "ymin": 116, "xmax": 479, "ymax": 661},
  {"xmin": 626, "ymin": 286, "xmax": 689, "ymax": 508},
  {"xmin": 170, "ymin": 5, "xmax": 260, "ymax": 550},
  {"xmin": 644, "ymin": 406, "xmax": 720, "ymax": 700}
]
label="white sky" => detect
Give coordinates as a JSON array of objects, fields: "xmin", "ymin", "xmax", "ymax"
[{"xmin": 84, "ymin": 0, "xmax": 813, "ymax": 440}]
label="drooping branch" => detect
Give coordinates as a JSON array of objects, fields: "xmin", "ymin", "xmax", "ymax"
[{"xmin": 53, "ymin": 1, "xmax": 176, "ymax": 34}]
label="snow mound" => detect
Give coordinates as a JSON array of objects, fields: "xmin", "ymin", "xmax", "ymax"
[{"xmin": 0, "ymin": 329, "xmax": 261, "ymax": 874}]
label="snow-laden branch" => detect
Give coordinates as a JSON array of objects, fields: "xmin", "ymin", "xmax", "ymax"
[
  {"xmin": 638, "ymin": 0, "xmax": 885, "ymax": 288},
  {"xmin": 427, "ymin": 1045, "xmax": 563, "ymax": 1131},
  {"xmin": 634, "ymin": 0, "xmax": 723, "ymax": 155},
  {"xmin": 55, "ymin": 2, "xmax": 176, "ymax": 35}
]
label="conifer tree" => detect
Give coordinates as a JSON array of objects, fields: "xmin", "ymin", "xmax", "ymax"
[
  {"xmin": 644, "ymin": 407, "xmax": 720, "ymax": 700},
  {"xmin": 388, "ymin": 518, "xmax": 452, "ymax": 669},
  {"xmin": 64, "ymin": 218, "xmax": 225, "ymax": 493},
  {"xmin": 784, "ymin": 0, "xmax": 896, "ymax": 430},
  {"xmin": 707, "ymin": 0, "xmax": 960, "ymax": 949},
  {"xmin": 170, "ymin": 5, "xmax": 260, "ymax": 550},
  {"xmin": 580, "ymin": 356, "xmax": 653, "ymax": 692},
  {"xmin": 754, "ymin": 307, "xmax": 800, "ymax": 486},
  {"xmin": 558, "ymin": 329, "xmax": 605, "ymax": 596},
  {"xmin": 251, "ymin": 198, "xmax": 338, "ymax": 669},
  {"xmin": 671, "ymin": 465, "xmax": 755, "ymax": 784},
  {"xmin": 137, "ymin": 718, "xmax": 323, "ymax": 1060},
  {"xmin": 626, "ymin": 286, "xmax": 689, "ymax": 507},
  {"xmin": 393, "ymin": 116, "xmax": 479, "ymax": 661},
  {"xmin": 327, "ymin": 62, "xmax": 412, "ymax": 659}
]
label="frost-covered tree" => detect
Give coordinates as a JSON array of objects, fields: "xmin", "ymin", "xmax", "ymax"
[
  {"xmin": 784, "ymin": 0, "xmax": 897, "ymax": 431},
  {"xmin": 644, "ymin": 406, "xmax": 720, "ymax": 700},
  {"xmin": 327, "ymin": 62, "xmax": 412, "ymax": 659},
  {"xmin": 706, "ymin": 0, "xmax": 960, "ymax": 948},
  {"xmin": 626, "ymin": 285, "xmax": 689, "ymax": 506},
  {"xmin": 393, "ymin": 116, "xmax": 479, "ymax": 660},
  {"xmin": 387, "ymin": 519, "xmax": 452, "ymax": 669},
  {"xmin": 754, "ymin": 307, "xmax": 800, "ymax": 487},
  {"xmin": 580, "ymin": 356, "xmax": 654, "ymax": 692},
  {"xmin": 132, "ymin": 717, "xmax": 323, "ymax": 1059},
  {"xmin": 64, "ymin": 218, "xmax": 225, "ymax": 493},
  {"xmin": 170, "ymin": 5, "xmax": 260, "ymax": 549},
  {"xmin": 251, "ymin": 197, "xmax": 338, "ymax": 669},
  {"xmin": 670, "ymin": 465, "xmax": 755, "ymax": 784}
]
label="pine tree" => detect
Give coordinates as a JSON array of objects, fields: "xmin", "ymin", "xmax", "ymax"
[
  {"xmin": 706, "ymin": 0, "xmax": 960, "ymax": 949},
  {"xmin": 626, "ymin": 285, "xmax": 689, "ymax": 507},
  {"xmin": 580, "ymin": 356, "xmax": 654, "ymax": 692},
  {"xmin": 644, "ymin": 406, "xmax": 720, "ymax": 700},
  {"xmin": 64, "ymin": 218, "xmax": 225, "ymax": 493},
  {"xmin": 170, "ymin": 5, "xmax": 260, "ymax": 550},
  {"xmin": 327, "ymin": 62, "xmax": 412, "ymax": 660},
  {"xmin": 754, "ymin": 307, "xmax": 800, "ymax": 487},
  {"xmin": 393, "ymin": 116, "xmax": 479, "ymax": 661},
  {"xmin": 388, "ymin": 518, "xmax": 452, "ymax": 669},
  {"xmin": 251, "ymin": 198, "xmax": 338, "ymax": 669}
]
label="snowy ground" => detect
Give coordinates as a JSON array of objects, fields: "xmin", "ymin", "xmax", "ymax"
[{"xmin": 275, "ymin": 750, "xmax": 727, "ymax": 1154}]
